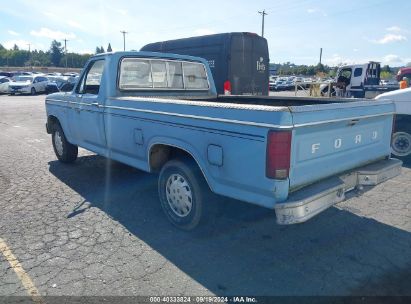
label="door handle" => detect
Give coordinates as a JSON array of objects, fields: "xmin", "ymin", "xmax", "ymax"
[{"xmin": 91, "ymin": 102, "xmax": 99, "ymax": 106}]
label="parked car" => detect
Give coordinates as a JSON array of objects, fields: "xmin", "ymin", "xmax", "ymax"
[
  {"xmin": 45, "ymin": 51, "xmax": 401, "ymax": 230},
  {"xmin": 0, "ymin": 72, "xmax": 14, "ymax": 78},
  {"xmin": 46, "ymin": 76, "xmax": 78, "ymax": 94},
  {"xmin": 63, "ymin": 72, "xmax": 79, "ymax": 77},
  {"xmin": 0, "ymin": 76, "xmax": 11, "ymax": 93},
  {"xmin": 9, "ymin": 75, "xmax": 49, "ymax": 95}
]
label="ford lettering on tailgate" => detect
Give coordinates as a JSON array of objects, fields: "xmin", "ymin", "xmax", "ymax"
[{"xmin": 297, "ymin": 124, "xmax": 383, "ymax": 162}]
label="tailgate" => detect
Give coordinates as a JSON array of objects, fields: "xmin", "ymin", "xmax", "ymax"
[{"xmin": 288, "ymin": 100, "xmax": 395, "ymax": 190}]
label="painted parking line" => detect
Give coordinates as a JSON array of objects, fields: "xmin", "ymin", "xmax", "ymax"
[{"xmin": 0, "ymin": 238, "xmax": 45, "ymax": 304}]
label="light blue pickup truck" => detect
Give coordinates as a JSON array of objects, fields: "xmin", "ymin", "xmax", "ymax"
[{"xmin": 45, "ymin": 51, "xmax": 402, "ymax": 230}]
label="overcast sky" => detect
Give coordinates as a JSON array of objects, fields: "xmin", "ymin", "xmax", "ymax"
[{"xmin": 1, "ymin": 0, "xmax": 410, "ymax": 66}]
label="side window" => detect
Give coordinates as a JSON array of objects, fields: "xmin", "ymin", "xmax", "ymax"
[
  {"xmin": 78, "ymin": 60, "xmax": 105, "ymax": 94},
  {"xmin": 183, "ymin": 62, "xmax": 209, "ymax": 89},
  {"xmin": 354, "ymin": 68, "xmax": 363, "ymax": 77}
]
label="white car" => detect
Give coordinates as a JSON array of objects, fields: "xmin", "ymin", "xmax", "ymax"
[
  {"xmin": 9, "ymin": 75, "xmax": 49, "ymax": 95},
  {"xmin": 0, "ymin": 76, "xmax": 11, "ymax": 93}
]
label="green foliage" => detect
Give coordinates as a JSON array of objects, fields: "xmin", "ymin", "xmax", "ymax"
[
  {"xmin": 0, "ymin": 41, "xmax": 91, "ymax": 68},
  {"xmin": 380, "ymin": 71, "xmax": 393, "ymax": 80},
  {"xmin": 107, "ymin": 43, "xmax": 112, "ymax": 52},
  {"xmin": 381, "ymin": 65, "xmax": 391, "ymax": 73},
  {"xmin": 95, "ymin": 46, "xmax": 105, "ymax": 54},
  {"xmin": 50, "ymin": 40, "xmax": 64, "ymax": 66}
]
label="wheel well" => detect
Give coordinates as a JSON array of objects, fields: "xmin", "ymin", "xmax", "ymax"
[
  {"xmin": 394, "ymin": 115, "xmax": 411, "ymax": 133},
  {"xmin": 47, "ymin": 115, "xmax": 60, "ymax": 134},
  {"xmin": 149, "ymin": 144, "xmax": 196, "ymax": 172}
]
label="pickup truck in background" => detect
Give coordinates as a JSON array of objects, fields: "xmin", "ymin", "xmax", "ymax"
[
  {"xmin": 376, "ymin": 88, "xmax": 411, "ymax": 160},
  {"xmin": 45, "ymin": 51, "xmax": 402, "ymax": 230},
  {"xmin": 321, "ymin": 62, "xmax": 399, "ymax": 98}
]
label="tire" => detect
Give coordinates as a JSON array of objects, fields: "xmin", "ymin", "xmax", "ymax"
[
  {"xmin": 391, "ymin": 131, "xmax": 411, "ymax": 159},
  {"xmin": 51, "ymin": 123, "xmax": 78, "ymax": 163},
  {"xmin": 158, "ymin": 158, "xmax": 212, "ymax": 231},
  {"xmin": 30, "ymin": 87, "xmax": 36, "ymax": 95}
]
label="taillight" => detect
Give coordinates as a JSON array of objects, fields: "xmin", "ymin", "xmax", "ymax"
[
  {"xmin": 266, "ymin": 130, "xmax": 292, "ymax": 180},
  {"xmin": 224, "ymin": 80, "xmax": 231, "ymax": 95}
]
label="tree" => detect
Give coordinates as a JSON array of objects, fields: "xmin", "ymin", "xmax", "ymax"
[
  {"xmin": 382, "ymin": 65, "xmax": 391, "ymax": 73},
  {"xmin": 49, "ymin": 40, "xmax": 63, "ymax": 66},
  {"xmin": 380, "ymin": 71, "xmax": 392, "ymax": 80},
  {"xmin": 95, "ymin": 46, "xmax": 105, "ymax": 54},
  {"xmin": 107, "ymin": 43, "xmax": 112, "ymax": 52},
  {"xmin": 13, "ymin": 44, "xmax": 19, "ymax": 51}
]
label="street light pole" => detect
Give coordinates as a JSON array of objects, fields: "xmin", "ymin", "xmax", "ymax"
[
  {"xmin": 63, "ymin": 38, "xmax": 69, "ymax": 70},
  {"xmin": 27, "ymin": 43, "xmax": 31, "ymax": 69},
  {"xmin": 120, "ymin": 30, "xmax": 128, "ymax": 51},
  {"xmin": 258, "ymin": 10, "xmax": 268, "ymax": 37}
]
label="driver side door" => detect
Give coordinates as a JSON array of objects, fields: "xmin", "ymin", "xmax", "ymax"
[{"xmin": 70, "ymin": 59, "xmax": 107, "ymax": 155}]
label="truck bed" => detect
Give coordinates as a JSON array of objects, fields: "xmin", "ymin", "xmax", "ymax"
[{"xmin": 216, "ymin": 95, "xmax": 361, "ymax": 106}]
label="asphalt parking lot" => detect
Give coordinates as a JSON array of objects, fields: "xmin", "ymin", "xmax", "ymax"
[{"xmin": 0, "ymin": 95, "xmax": 410, "ymax": 299}]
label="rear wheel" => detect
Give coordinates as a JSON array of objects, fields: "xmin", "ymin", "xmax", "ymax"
[
  {"xmin": 392, "ymin": 131, "xmax": 411, "ymax": 158},
  {"xmin": 30, "ymin": 87, "xmax": 36, "ymax": 95},
  {"xmin": 52, "ymin": 123, "xmax": 78, "ymax": 163},
  {"xmin": 158, "ymin": 159, "xmax": 211, "ymax": 231}
]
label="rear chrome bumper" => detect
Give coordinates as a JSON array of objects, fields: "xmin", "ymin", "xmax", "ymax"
[{"xmin": 275, "ymin": 158, "xmax": 402, "ymax": 225}]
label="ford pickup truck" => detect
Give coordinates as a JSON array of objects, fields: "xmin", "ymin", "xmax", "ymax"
[{"xmin": 45, "ymin": 51, "xmax": 402, "ymax": 230}]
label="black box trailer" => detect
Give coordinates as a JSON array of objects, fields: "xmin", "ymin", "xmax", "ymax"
[{"xmin": 141, "ymin": 32, "xmax": 270, "ymax": 96}]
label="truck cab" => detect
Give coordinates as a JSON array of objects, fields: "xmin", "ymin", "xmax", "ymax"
[{"xmin": 336, "ymin": 62, "xmax": 380, "ymax": 98}]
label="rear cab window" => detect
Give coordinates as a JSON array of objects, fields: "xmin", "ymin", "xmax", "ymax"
[{"xmin": 118, "ymin": 58, "xmax": 209, "ymax": 91}]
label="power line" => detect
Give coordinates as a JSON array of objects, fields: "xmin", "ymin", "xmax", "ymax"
[
  {"xmin": 258, "ymin": 10, "xmax": 268, "ymax": 37},
  {"xmin": 120, "ymin": 30, "xmax": 128, "ymax": 51}
]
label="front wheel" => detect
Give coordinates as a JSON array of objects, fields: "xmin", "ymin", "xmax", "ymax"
[
  {"xmin": 158, "ymin": 159, "xmax": 211, "ymax": 231},
  {"xmin": 392, "ymin": 131, "xmax": 411, "ymax": 158},
  {"xmin": 52, "ymin": 124, "xmax": 78, "ymax": 163},
  {"xmin": 31, "ymin": 87, "xmax": 36, "ymax": 95}
]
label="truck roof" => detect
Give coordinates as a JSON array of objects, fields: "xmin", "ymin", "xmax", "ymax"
[{"xmin": 90, "ymin": 51, "xmax": 210, "ymax": 65}]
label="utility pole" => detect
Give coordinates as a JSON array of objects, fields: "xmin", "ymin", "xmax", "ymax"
[
  {"xmin": 258, "ymin": 10, "xmax": 268, "ymax": 37},
  {"xmin": 27, "ymin": 43, "xmax": 31, "ymax": 68},
  {"xmin": 120, "ymin": 30, "xmax": 128, "ymax": 51},
  {"xmin": 319, "ymin": 48, "xmax": 323, "ymax": 65},
  {"xmin": 63, "ymin": 38, "xmax": 69, "ymax": 70}
]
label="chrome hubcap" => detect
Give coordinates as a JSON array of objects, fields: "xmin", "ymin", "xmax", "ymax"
[
  {"xmin": 54, "ymin": 131, "xmax": 64, "ymax": 156},
  {"xmin": 392, "ymin": 132, "xmax": 411, "ymax": 157},
  {"xmin": 165, "ymin": 174, "xmax": 193, "ymax": 217}
]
